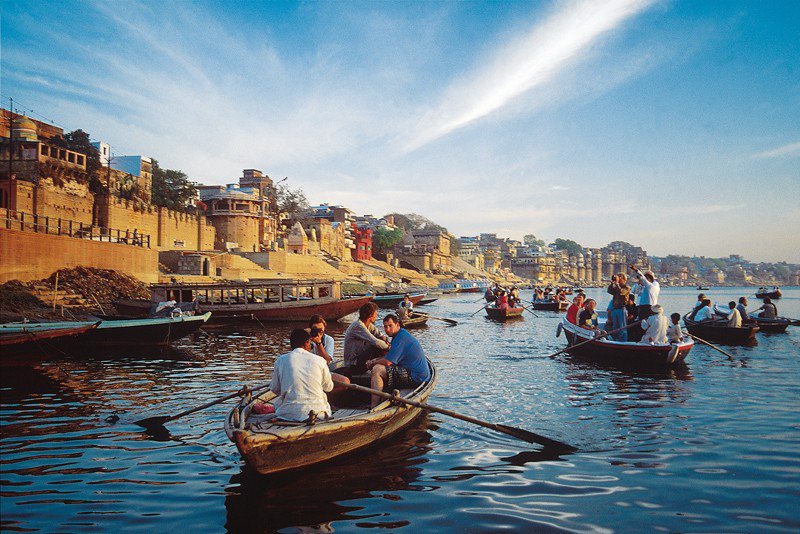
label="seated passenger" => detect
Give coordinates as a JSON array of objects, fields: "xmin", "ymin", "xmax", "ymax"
[
  {"xmin": 578, "ymin": 299, "xmax": 599, "ymax": 331},
  {"xmin": 725, "ymin": 301, "xmax": 742, "ymax": 328},
  {"xmin": 754, "ymin": 297, "xmax": 778, "ymax": 319},
  {"xmin": 308, "ymin": 314, "xmax": 335, "ymax": 362},
  {"xmin": 640, "ymin": 304, "xmax": 668, "ymax": 344},
  {"xmin": 694, "ymin": 299, "xmax": 714, "ymax": 322},
  {"xmin": 496, "ymin": 290, "xmax": 509, "ymax": 309},
  {"xmin": 342, "ymin": 302, "xmax": 390, "ymax": 375},
  {"xmin": 269, "ymin": 329, "xmax": 334, "ymax": 422},
  {"xmin": 365, "ymin": 314, "xmax": 431, "ymax": 408},
  {"xmin": 667, "ymin": 313, "xmax": 684, "ymax": 343},
  {"xmin": 566, "ymin": 294, "xmax": 585, "ymax": 324},
  {"xmin": 736, "ymin": 297, "xmax": 750, "ymax": 321}
]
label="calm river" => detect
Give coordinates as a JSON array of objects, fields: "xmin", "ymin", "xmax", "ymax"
[{"xmin": 2, "ymin": 287, "xmax": 799, "ymax": 532}]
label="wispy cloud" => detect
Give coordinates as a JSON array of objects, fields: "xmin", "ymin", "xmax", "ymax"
[
  {"xmin": 752, "ymin": 141, "xmax": 800, "ymax": 159},
  {"xmin": 403, "ymin": 0, "xmax": 655, "ymax": 151}
]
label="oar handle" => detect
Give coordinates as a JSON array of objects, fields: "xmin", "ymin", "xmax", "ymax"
[
  {"xmin": 332, "ymin": 380, "xmax": 573, "ymax": 450},
  {"xmin": 164, "ymin": 383, "xmax": 272, "ymax": 423},
  {"xmin": 548, "ymin": 319, "xmax": 644, "ymax": 359}
]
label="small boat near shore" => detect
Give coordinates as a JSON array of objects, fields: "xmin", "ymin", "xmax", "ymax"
[
  {"xmin": 532, "ymin": 300, "xmax": 568, "ymax": 312},
  {"xmin": 558, "ymin": 316, "xmax": 693, "ymax": 368},
  {"xmin": 115, "ymin": 279, "xmax": 372, "ymax": 322},
  {"xmin": 0, "ymin": 322, "xmax": 100, "ymax": 357},
  {"xmin": 683, "ymin": 313, "xmax": 759, "ymax": 346},
  {"xmin": 371, "ymin": 292, "xmax": 426, "ymax": 309},
  {"xmin": 224, "ymin": 359, "xmax": 437, "ymax": 476},
  {"xmin": 0, "ymin": 313, "xmax": 211, "ymax": 349},
  {"xmin": 485, "ymin": 306, "xmax": 524, "ymax": 321}
]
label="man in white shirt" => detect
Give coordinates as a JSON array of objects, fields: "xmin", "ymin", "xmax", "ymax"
[
  {"xmin": 270, "ymin": 329, "xmax": 335, "ymax": 422},
  {"xmin": 630, "ymin": 266, "xmax": 660, "ymax": 317},
  {"xmin": 725, "ymin": 301, "xmax": 742, "ymax": 328},
  {"xmin": 640, "ymin": 304, "xmax": 668, "ymax": 344}
]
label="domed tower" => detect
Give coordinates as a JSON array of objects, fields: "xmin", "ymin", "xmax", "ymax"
[{"xmin": 12, "ymin": 116, "xmax": 39, "ymax": 142}]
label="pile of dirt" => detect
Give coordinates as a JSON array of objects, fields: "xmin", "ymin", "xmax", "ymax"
[
  {"xmin": 42, "ymin": 267, "xmax": 150, "ymax": 305},
  {"xmin": 0, "ymin": 267, "xmax": 150, "ymax": 321}
]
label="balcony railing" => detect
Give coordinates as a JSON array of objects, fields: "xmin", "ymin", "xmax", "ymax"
[{"xmin": 1, "ymin": 208, "xmax": 150, "ymax": 248}]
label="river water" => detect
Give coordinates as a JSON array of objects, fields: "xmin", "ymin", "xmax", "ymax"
[{"xmin": 2, "ymin": 287, "xmax": 799, "ymax": 532}]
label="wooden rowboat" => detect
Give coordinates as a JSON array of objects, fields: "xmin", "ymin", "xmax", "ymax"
[
  {"xmin": 683, "ymin": 313, "xmax": 759, "ymax": 346},
  {"xmin": 402, "ymin": 313, "xmax": 429, "ymax": 328},
  {"xmin": 485, "ymin": 306, "xmax": 524, "ymax": 321},
  {"xmin": 0, "ymin": 322, "xmax": 100, "ymax": 356},
  {"xmin": 531, "ymin": 300, "xmax": 568, "ymax": 312},
  {"xmin": 754, "ymin": 288, "xmax": 781, "ymax": 299},
  {"xmin": 558, "ymin": 317, "xmax": 693, "ymax": 368},
  {"xmin": 225, "ymin": 359, "xmax": 437, "ymax": 476},
  {"xmin": 0, "ymin": 313, "xmax": 211, "ymax": 348},
  {"xmin": 371, "ymin": 292, "xmax": 426, "ymax": 309},
  {"xmin": 713, "ymin": 306, "xmax": 791, "ymax": 333}
]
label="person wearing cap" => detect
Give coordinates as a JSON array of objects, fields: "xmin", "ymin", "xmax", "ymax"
[
  {"xmin": 688, "ymin": 293, "xmax": 709, "ymax": 320},
  {"xmin": 640, "ymin": 304, "xmax": 668, "ymax": 344}
]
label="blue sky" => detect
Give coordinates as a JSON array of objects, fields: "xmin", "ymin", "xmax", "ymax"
[{"xmin": 2, "ymin": 0, "xmax": 798, "ymax": 262}]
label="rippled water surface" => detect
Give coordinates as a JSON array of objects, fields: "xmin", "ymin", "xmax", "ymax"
[{"xmin": 2, "ymin": 287, "xmax": 799, "ymax": 532}]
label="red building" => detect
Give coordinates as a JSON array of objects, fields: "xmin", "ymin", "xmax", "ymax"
[{"xmin": 352, "ymin": 225, "xmax": 373, "ymax": 261}]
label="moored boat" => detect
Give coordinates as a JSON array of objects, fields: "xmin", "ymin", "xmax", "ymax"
[
  {"xmin": 0, "ymin": 313, "xmax": 211, "ymax": 348},
  {"xmin": 531, "ymin": 300, "xmax": 569, "ymax": 312},
  {"xmin": 0, "ymin": 322, "xmax": 100, "ymax": 356},
  {"xmin": 416, "ymin": 297, "xmax": 438, "ymax": 306},
  {"xmin": 683, "ymin": 313, "xmax": 759, "ymax": 345},
  {"xmin": 115, "ymin": 279, "xmax": 372, "ymax": 322},
  {"xmin": 224, "ymin": 359, "xmax": 437, "ymax": 476},
  {"xmin": 484, "ymin": 306, "xmax": 524, "ymax": 321},
  {"xmin": 559, "ymin": 316, "xmax": 693, "ymax": 368}
]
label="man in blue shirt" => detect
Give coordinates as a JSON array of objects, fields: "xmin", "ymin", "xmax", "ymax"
[{"xmin": 365, "ymin": 314, "xmax": 431, "ymax": 408}]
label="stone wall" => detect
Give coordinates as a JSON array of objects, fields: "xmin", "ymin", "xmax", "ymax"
[
  {"xmin": 0, "ymin": 227, "xmax": 158, "ymax": 283},
  {"xmin": 209, "ymin": 214, "xmax": 260, "ymax": 251}
]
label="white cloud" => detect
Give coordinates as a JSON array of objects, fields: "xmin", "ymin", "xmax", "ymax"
[
  {"xmin": 403, "ymin": 0, "xmax": 655, "ymax": 151},
  {"xmin": 752, "ymin": 141, "xmax": 800, "ymax": 159}
]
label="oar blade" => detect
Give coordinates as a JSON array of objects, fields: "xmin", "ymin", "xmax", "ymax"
[
  {"xmin": 134, "ymin": 415, "xmax": 171, "ymax": 429},
  {"xmin": 495, "ymin": 424, "xmax": 577, "ymax": 452}
]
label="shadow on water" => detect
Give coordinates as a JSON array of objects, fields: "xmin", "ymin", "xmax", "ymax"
[{"xmin": 224, "ymin": 416, "xmax": 439, "ymax": 532}]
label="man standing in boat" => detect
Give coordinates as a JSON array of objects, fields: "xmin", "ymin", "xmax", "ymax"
[
  {"xmin": 269, "ymin": 329, "xmax": 335, "ymax": 422},
  {"xmin": 342, "ymin": 302, "xmax": 390, "ymax": 374},
  {"xmin": 365, "ymin": 314, "xmax": 431, "ymax": 408},
  {"xmin": 607, "ymin": 273, "xmax": 631, "ymax": 341}
]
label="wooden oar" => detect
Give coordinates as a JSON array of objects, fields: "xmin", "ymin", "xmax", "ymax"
[
  {"xmin": 545, "ymin": 320, "xmax": 644, "ymax": 359},
  {"xmin": 684, "ymin": 332, "xmax": 735, "ymax": 359},
  {"xmin": 135, "ymin": 383, "xmax": 271, "ymax": 430},
  {"xmin": 334, "ymin": 380, "xmax": 575, "ymax": 452},
  {"xmin": 469, "ymin": 305, "xmax": 487, "ymax": 317},
  {"xmin": 521, "ymin": 305, "xmax": 540, "ymax": 318},
  {"xmin": 416, "ymin": 313, "xmax": 458, "ymax": 326}
]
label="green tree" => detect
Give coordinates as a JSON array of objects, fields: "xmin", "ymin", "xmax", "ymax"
[
  {"xmin": 54, "ymin": 129, "xmax": 104, "ymax": 193},
  {"xmin": 523, "ymin": 234, "xmax": 546, "ymax": 247},
  {"xmin": 550, "ymin": 238, "xmax": 583, "ymax": 256},
  {"xmin": 373, "ymin": 227, "xmax": 404, "ymax": 252},
  {"xmin": 265, "ymin": 178, "xmax": 309, "ymax": 217},
  {"xmin": 151, "ymin": 159, "xmax": 197, "ymax": 212}
]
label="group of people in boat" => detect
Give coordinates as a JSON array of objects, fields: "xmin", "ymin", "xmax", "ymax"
[
  {"xmin": 266, "ymin": 302, "xmax": 430, "ymax": 423},
  {"xmin": 533, "ymin": 286, "xmax": 570, "ymax": 304},
  {"xmin": 484, "ymin": 284, "xmax": 521, "ymax": 308},
  {"xmin": 565, "ymin": 265, "xmax": 684, "ymax": 345},
  {"xmin": 688, "ymin": 293, "xmax": 778, "ymax": 327}
]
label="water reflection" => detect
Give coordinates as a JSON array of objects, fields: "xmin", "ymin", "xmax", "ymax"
[{"xmin": 224, "ymin": 417, "xmax": 437, "ymax": 532}]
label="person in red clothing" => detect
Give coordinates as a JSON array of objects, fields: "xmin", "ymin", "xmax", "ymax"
[
  {"xmin": 566, "ymin": 293, "xmax": 585, "ymax": 324},
  {"xmin": 495, "ymin": 290, "xmax": 509, "ymax": 309}
]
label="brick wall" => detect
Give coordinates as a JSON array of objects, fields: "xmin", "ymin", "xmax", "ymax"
[{"xmin": 0, "ymin": 227, "xmax": 158, "ymax": 283}]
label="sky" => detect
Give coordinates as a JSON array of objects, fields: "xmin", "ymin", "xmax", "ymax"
[{"xmin": 2, "ymin": 0, "xmax": 799, "ymax": 262}]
